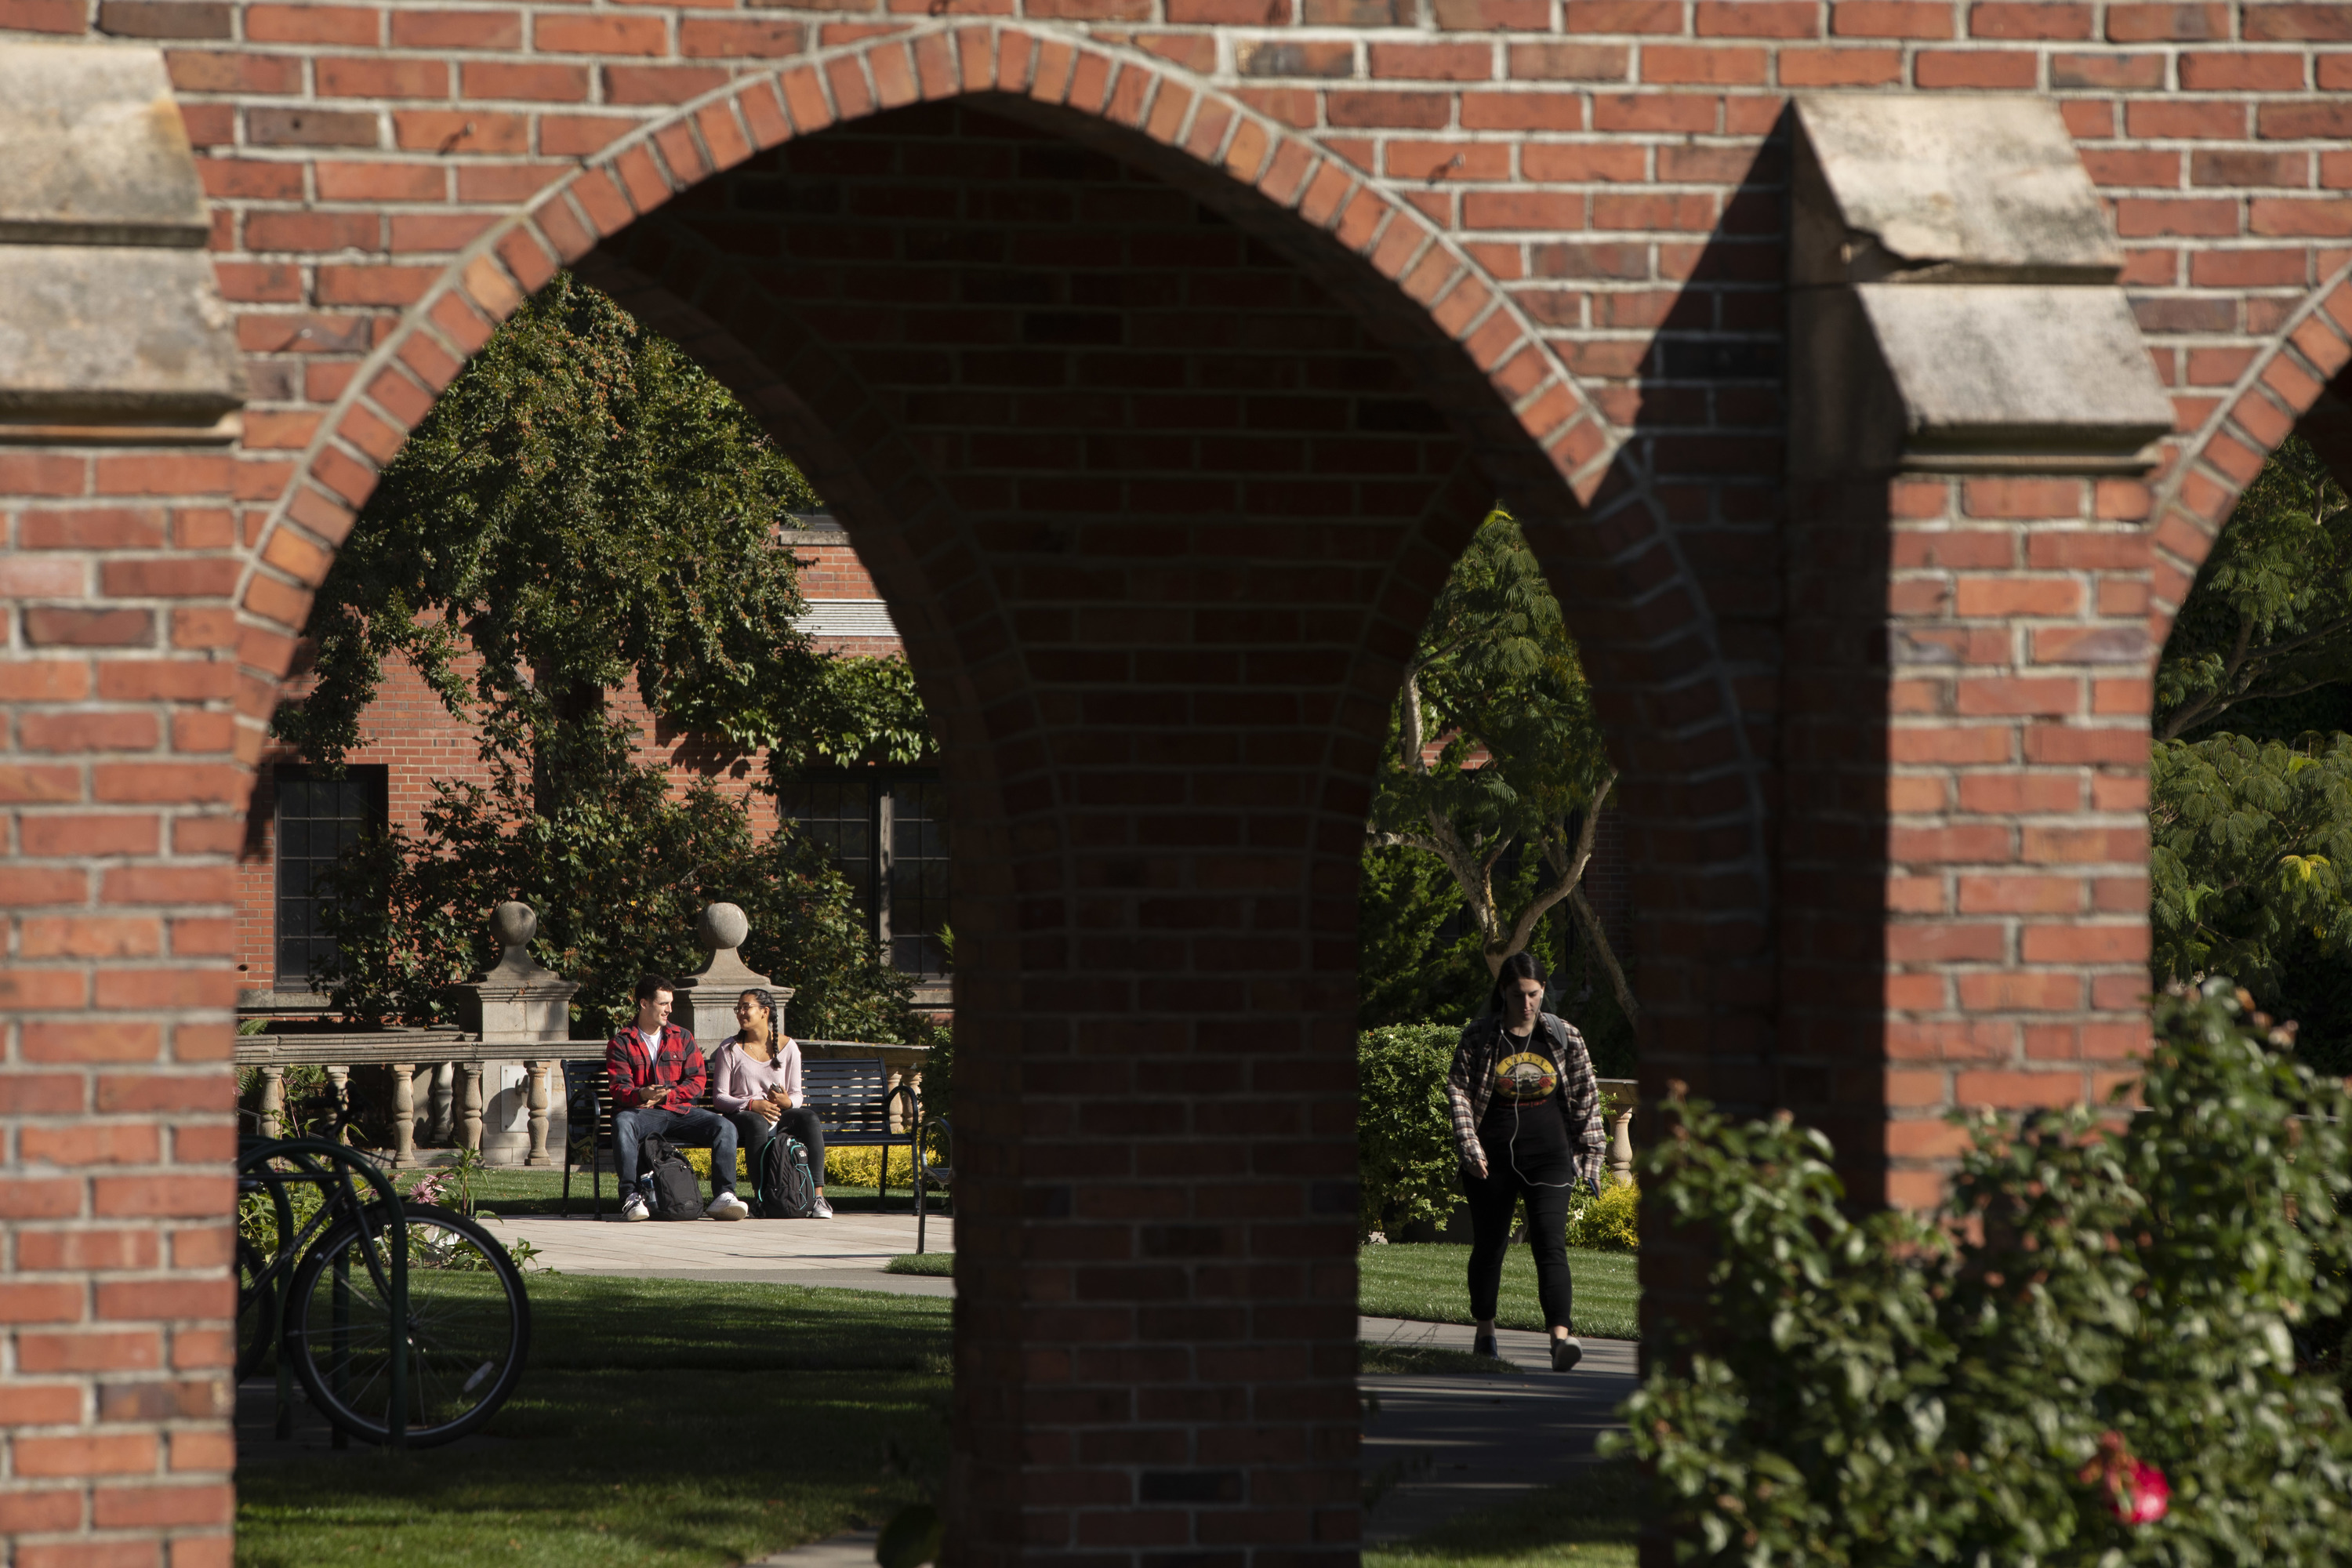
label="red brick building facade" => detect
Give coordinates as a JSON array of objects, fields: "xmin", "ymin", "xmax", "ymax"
[
  {"xmin": 234, "ymin": 517, "xmax": 903, "ymax": 999},
  {"xmin": 2, "ymin": 5, "xmax": 2351, "ymax": 1566}
]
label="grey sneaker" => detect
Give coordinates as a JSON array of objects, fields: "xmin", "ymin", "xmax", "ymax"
[
  {"xmin": 621, "ymin": 1192, "xmax": 650, "ymax": 1223},
  {"xmin": 1551, "ymin": 1336, "xmax": 1584, "ymax": 1373},
  {"xmin": 706, "ymin": 1191, "xmax": 750, "ymax": 1221},
  {"xmin": 1472, "ymin": 1332, "xmax": 1499, "ymax": 1359},
  {"xmin": 810, "ymin": 1195, "xmax": 834, "ymax": 1219}
]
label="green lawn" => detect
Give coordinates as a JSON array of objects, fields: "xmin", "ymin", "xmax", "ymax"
[
  {"xmin": 1367, "ymin": 1461, "xmax": 1643, "ymax": 1568},
  {"xmin": 884, "ymin": 1252, "xmax": 953, "ymax": 1277},
  {"xmin": 1359, "ymin": 1243, "xmax": 1639, "ymax": 1341},
  {"xmin": 887, "ymin": 1245, "xmax": 1640, "ymax": 1341},
  {"xmin": 235, "ymin": 1276, "xmax": 949, "ymax": 1568}
]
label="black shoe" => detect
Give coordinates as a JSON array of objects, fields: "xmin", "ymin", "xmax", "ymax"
[
  {"xmin": 1551, "ymin": 1336, "xmax": 1583, "ymax": 1373},
  {"xmin": 1472, "ymin": 1332, "xmax": 1499, "ymax": 1359}
]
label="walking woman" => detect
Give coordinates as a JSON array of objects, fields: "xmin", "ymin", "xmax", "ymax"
[
  {"xmin": 710, "ymin": 987, "xmax": 834, "ymax": 1218},
  {"xmin": 1446, "ymin": 949, "xmax": 1605, "ymax": 1370}
]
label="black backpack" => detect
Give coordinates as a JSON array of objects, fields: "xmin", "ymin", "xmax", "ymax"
[
  {"xmin": 753, "ymin": 1131, "xmax": 816, "ymax": 1219},
  {"xmin": 642, "ymin": 1136, "xmax": 705, "ymax": 1221}
]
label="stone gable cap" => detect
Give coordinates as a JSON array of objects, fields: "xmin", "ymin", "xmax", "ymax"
[
  {"xmin": 0, "ymin": 43, "xmax": 208, "ymax": 248},
  {"xmin": 1792, "ymin": 94, "xmax": 2120, "ymax": 288},
  {"xmin": 1856, "ymin": 284, "xmax": 2178, "ymax": 458}
]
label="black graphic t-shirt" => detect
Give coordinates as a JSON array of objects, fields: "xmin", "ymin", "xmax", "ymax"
[{"xmin": 1476, "ymin": 1035, "xmax": 1571, "ymax": 1171}]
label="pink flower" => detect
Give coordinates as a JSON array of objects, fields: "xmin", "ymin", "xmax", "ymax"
[
  {"xmin": 2078, "ymin": 1431, "xmax": 2169, "ymax": 1525},
  {"xmin": 2119, "ymin": 1460, "xmax": 2169, "ymax": 1524}
]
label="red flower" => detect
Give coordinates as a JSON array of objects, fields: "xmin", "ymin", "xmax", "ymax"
[{"xmin": 2078, "ymin": 1431, "xmax": 2169, "ymax": 1525}]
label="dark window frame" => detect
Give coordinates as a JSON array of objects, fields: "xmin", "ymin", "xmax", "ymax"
[
  {"xmin": 272, "ymin": 764, "xmax": 388, "ymax": 993},
  {"xmin": 779, "ymin": 769, "xmax": 949, "ymax": 980}
]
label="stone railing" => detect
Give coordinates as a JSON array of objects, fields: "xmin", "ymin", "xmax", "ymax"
[
  {"xmin": 234, "ymin": 899, "xmax": 932, "ymax": 1167},
  {"xmin": 1597, "ymin": 1078, "xmax": 1638, "ymax": 1187}
]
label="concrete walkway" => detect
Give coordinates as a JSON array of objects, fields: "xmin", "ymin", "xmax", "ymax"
[{"xmin": 477, "ymin": 1206, "xmax": 955, "ymax": 1295}]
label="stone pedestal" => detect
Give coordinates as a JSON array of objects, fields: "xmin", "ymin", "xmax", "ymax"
[
  {"xmin": 448, "ymin": 902, "xmax": 581, "ymax": 1167},
  {"xmin": 673, "ymin": 902, "xmax": 794, "ymax": 1056}
]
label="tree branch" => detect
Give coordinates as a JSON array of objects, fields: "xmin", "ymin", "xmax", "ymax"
[{"xmin": 1570, "ymin": 885, "xmax": 1639, "ymax": 1024}]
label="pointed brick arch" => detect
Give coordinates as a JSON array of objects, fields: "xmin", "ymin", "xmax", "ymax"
[
  {"xmin": 2144, "ymin": 260, "xmax": 2352, "ymax": 655},
  {"xmin": 230, "ymin": 22, "xmax": 1617, "ymax": 734}
]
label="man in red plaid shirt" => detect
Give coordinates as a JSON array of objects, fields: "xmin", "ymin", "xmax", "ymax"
[{"xmin": 608, "ymin": 975, "xmax": 749, "ymax": 1221}]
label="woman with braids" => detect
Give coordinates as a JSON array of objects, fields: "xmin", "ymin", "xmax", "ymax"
[
  {"xmin": 710, "ymin": 987, "xmax": 834, "ymax": 1218},
  {"xmin": 1446, "ymin": 949, "xmax": 1606, "ymax": 1370}
]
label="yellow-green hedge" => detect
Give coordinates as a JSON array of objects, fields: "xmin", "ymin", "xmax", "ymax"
[
  {"xmin": 678, "ymin": 1144, "xmax": 921, "ymax": 1189},
  {"xmin": 1563, "ymin": 1176, "xmax": 1639, "ymax": 1253}
]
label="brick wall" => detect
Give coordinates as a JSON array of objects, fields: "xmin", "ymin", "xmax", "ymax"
[{"xmin": 1, "ymin": 5, "xmax": 2350, "ymax": 1566}]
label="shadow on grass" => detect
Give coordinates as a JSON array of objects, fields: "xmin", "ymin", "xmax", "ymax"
[
  {"xmin": 1359, "ymin": 1244, "xmax": 1640, "ymax": 1341},
  {"xmin": 1367, "ymin": 1460, "xmax": 1644, "ymax": 1568},
  {"xmin": 235, "ymin": 1276, "xmax": 950, "ymax": 1568}
]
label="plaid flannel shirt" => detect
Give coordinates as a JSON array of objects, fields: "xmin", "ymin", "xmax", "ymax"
[
  {"xmin": 606, "ymin": 1022, "xmax": 705, "ymax": 1113},
  {"xmin": 1445, "ymin": 1011, "xmax": 1604, "ymax": 1186}
]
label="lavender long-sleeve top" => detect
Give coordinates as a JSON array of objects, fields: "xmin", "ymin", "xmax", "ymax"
[{"xmin": 709, "ymin": 1038, "xmax": 803, "ymax": 1112}]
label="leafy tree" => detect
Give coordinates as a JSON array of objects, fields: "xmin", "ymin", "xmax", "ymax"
[
  {"xmin": 1367, "ymin": 510, "xmax": 1634, "ymax": 1020},
  {"xmin": 317, "ymin": 717, "xmax": 930, "ymax": 1044},
  {"xmin": 278, "ymin": 273, "xmax": 941, "ymax": 1034},
  {"xmin": 274, "ymin": 270, "xmax": 930, "ymax": 799},
  {"xmin": 2151, "ymin": 733, "xmax": 2352, "ymax": 1074},
  {"xmin": 2156, "ymin": 434, "xmax": 2352, "ymax": 742}
]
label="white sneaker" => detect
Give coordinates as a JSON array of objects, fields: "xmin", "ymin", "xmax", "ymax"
[
  {"xmin": 810, "ymin": 1195, "xmax": 833, "ymax": 1219},
  {"xmin": 621, "ymin": 1192, "xmax": 650, "ymax": 1223},
  {"xmin": 706, "ymin": 1191, "xmax": 750, "ymax": 1221}
]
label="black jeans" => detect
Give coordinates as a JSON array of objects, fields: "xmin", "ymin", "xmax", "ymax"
[
  {"xmin": 730, "ymin": 1108, "xmax": 826, "ymax": 1184},
  {"xmin": 1464, "ymin": 1156, "xmax": 1577, "ymax": 1332}
]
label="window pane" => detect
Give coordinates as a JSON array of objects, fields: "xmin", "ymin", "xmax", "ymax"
[
  {"xmin": 886, "ymin": 779, "xmax": 948, "ymax": 979},
  {"xmin": 273, "ymin": 766, "xmax": 386, "ymax": 992},
  {"xmin": 781, "ymin": 772, "xmax": 876, "ymax": 931}
]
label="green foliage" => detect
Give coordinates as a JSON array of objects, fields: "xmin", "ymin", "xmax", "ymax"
[
  {"xmin": 1563, "ymin": 1177, "xmax": 1639, "ymax": 1254},
  {"xmin": 1370, "ymin": 511, "xmax": 1630, "ymax": 1011},
  {"xmin": 781, "ymin": 655, "xmax": 934, "ymax": 773},
  {"xmin": 314, "ymin": 718, "xmax": 931, "ymax": 1045},
  {"xmin": 1620, "ymin": 979, "xmax": 2352, "ymax": 1566},
  {"xmin": 1358, "ymin": 1023, "xmax": 1464, "ymax": 1239},
  {"xmin": 2157, "ymin": 434, "xmax": 2352, "ymax": 743},
  {"xmin": 275, "ymin": 272, "xmax": 861, "ymax": 779},
  {"xmin": 2150, "ymin": 732, "xmax": 2352, "ymax": 1007},
  {"xmin": 1357, "ymin": 842, "xmax": 1502, "ymax": 1029}
]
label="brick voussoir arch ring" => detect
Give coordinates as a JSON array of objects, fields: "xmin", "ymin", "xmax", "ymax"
[
  {"xmin": 229, "ymin": 19, "xmax": 1620, "ymax": 729},
  {"xmin": 2143, "ymin": 256, "xmax": 2352, "ymax": 661}
]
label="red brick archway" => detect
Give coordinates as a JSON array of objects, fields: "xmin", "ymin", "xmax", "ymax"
[
  {"xmin": 216, "ymin": 42, "xmax": 1750, "ymax": 1568},
  {"xmin": 11, "ymin": 5, "xmax": 2352, "ymax": 1565},
  {"xmin": 2145, "ymin": 256, "xmax": 2352, "ymax": 638}
]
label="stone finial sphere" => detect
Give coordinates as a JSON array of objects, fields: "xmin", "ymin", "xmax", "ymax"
[
  {"xmin": 697, "ymin": 902, "xmax": 750, "ymax": 952},
  {"xmin": 491, "ymin": 901, "xmax": 537, "ymax": 948}
]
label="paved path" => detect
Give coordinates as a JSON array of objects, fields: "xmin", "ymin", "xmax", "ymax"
[
  {"xmin": 1357, "ymin": 1316, "xmax": 1637, "ymax": 1544},
  {"xmin": 478, "ymin": 1207, "xmax": 953, "ymax": 1295}
]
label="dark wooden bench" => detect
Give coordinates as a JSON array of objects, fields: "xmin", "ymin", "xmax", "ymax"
[{"xmin": 561, "ymin": 1053, "xmax": 931, "ymax": 1236}]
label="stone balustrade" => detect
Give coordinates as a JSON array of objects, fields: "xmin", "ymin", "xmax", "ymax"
[{"xmin": 234, "ymin": 900, "xmax": 932, "ymax": 1166}]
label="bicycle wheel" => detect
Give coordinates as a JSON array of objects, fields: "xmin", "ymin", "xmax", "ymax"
[
  {"xmin": 236, "ymin": 1238, "xmax": 276, "ymax": 1381},
  {"xmin": 285, "ymin": 1202, "xmax": 531, "ymax": 1447}
]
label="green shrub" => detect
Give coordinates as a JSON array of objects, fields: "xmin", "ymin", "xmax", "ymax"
[
  {"xmin": 1565, "ymin": 1176, "xmax": 1639, "ymax": 1254},
  {"xmin": 1358, "ymin": 1023, "xmax": 1461, "ymax": 1239},
  {"xmin": 1619, "ymin": 978, "xmax": 2352, "ymax": 1566}
]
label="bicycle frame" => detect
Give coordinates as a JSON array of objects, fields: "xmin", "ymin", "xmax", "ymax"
[{"xmin": 235, "ymin": 1137, "xmax": 409, "ymax": 1450}]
